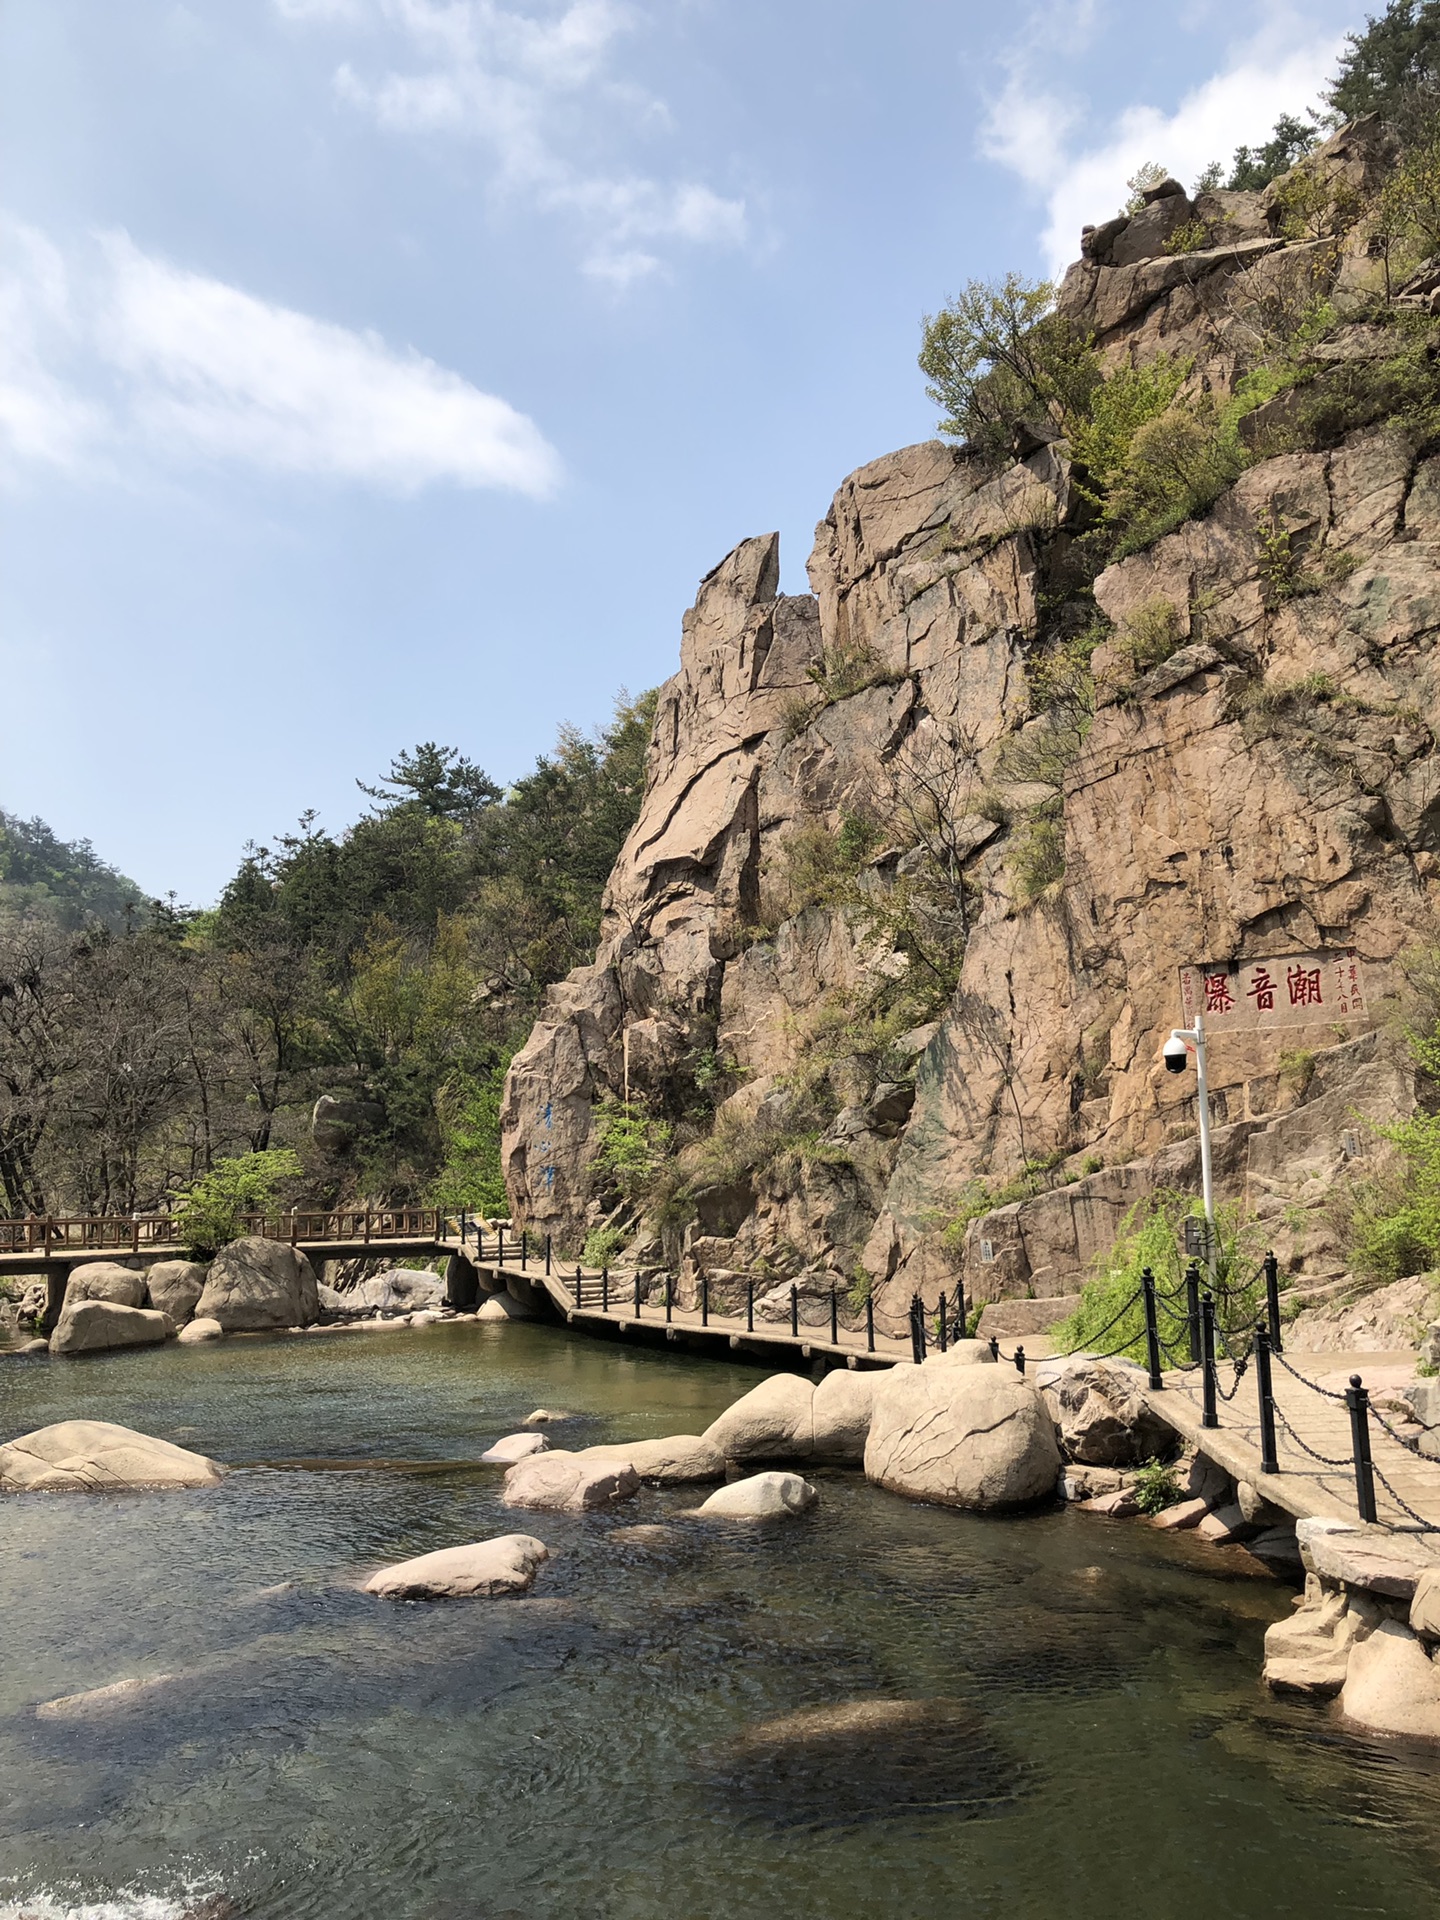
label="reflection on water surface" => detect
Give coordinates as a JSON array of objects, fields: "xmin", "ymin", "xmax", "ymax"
[{"xmin": 4, "ymin": 1322, "xmax": 1440, "ymax": 1920}]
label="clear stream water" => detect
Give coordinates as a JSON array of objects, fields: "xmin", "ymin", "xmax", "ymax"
[{"xmin": 3, "ymin": 1322, "xmax": 1440, "ymax": 1920}]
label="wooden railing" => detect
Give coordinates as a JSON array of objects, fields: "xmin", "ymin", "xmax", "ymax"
[{"xmin": 0, "ymin": 1208, "xmax": 450, "ymax": 1256}]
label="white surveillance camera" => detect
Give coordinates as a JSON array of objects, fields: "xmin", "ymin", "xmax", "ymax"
[{"xmin": 1163, "ymin": 1033, "xmax": 1190, "ymax": 1074}]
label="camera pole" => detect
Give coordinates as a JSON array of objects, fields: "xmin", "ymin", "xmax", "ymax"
[{"xmin": 1168, "ymin": 1011, "xmax": 1216, "ymax": 1279}]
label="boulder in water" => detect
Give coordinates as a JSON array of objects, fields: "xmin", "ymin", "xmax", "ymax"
[
  {"xmin": 50, "ymin": 1301, "xmax": 173, "ymax": 1355},
  {"xmin": 811, "ymin": 1370, "xmax": 874, "ymax": 1464},
  {"xmin": 865, "ymin": 1365, "xmax": 1061, "ymax": 1510},
  {"xmin": 346, "ymin": 1267, "xmax": 445, "ymax": 1313},
  {"xmin": 702, "ymin": 1373, "xmax": 814, "ymax": 1462},
  {"xmin": 143, "ymin": 1259, "xmax": 207, "ymax": 1326},
  {"xmin": 365, "ymin": 1532, "xmax": 549, "ymax": 1599},
  {"xmin": 177, "ymin": 1316, "xmax": 224, "ymax": 1344},
  {"xmin": 195, "ymin": 1237, "xmax": 319, "ymax": 1331},
  {"xmin": 501, "ymin": 1451, "xmax": 639, "ymax": 1511},
  {"xmin": 0, "ymin": 1418, "xmax": 224, "ymax": 1491},
  {"xmin": 63, "ymin": 1261, "xmax": 147, "ymax": 1309},
  {"xmin": 580, "ymin": 1435, "xmax": 725, "ymax": 1484},
  {"xmin": 696, "ymin": 1470, "xmax": 818, "ymax": 1520}
]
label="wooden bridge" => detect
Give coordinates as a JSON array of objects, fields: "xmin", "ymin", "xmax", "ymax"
[{"xmin": 8, "ymin": 1210, "xmax": 1440, "ymax": 1545}]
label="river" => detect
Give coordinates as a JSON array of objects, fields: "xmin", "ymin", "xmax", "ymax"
[{"xmin": 3, "ymin": 1321, "xmax": 1440, "ymax": 1919}]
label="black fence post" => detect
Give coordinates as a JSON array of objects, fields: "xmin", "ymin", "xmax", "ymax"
[
  {"xmin": 1014, "ymin": 1345, "xmax": 1026, "ymax": 1375},
  {"xmin": 521, "ymin": 1231, "xmax": 528, "ymax": 1270},
  {"xmin": 1201, "ymin": 1291, "xmax": 1219, "ymax": 1430},
  {"xmin": 1347, "ymin": 1374, "xmax": 1378, "ymax": 1523},
  {"xmin": 498, "ymin": 1225, "xmax": 505, "ymax": 1266},
  {"xmin": 1255, "ymin": 1323, "xmax": 1279, "ymax": 1475},
  {"xmin": 1141, "ymin": 1266, "xmax": 1163, "ymax": 1391},
  {"xmin": 989, "ymin": 1335, "xmax": 999, "ymax": 1362},
  {"xmin": 937, "ymin": 1295, "xmax": 948, "ymax": 1353},
  {"xmin": 545, "ymin": 1234, "xmax": 552, "ymax": 1277},
  {"xmin": 1185, "ymin": 1262, "xmax": 1202, "ymax": 1365},
  {"xmin": 909, "ymin": 1296, "xmax": 923, "ymax": 1365},
  {"xmin": 746, "ymin": 1279, "xmax": 754, "ymax": 1333},
  {"xmin": 1264, "ymin": 1250, "xmax": 1283, "ymax": 1354},
  {"xmin": 701, "ymin": 1274, "xmax": 709, "ymax": 1326},
  {"xmin": 601, "ymin": 1267, "xmax": 609, "ymax": 1312},
  {"xmin": 830, "ymin": 1287, "xmax": 838, "ymax": 1345},
  {"xmin": 955, "ymin": 1278, "xmax": 966, "ymax": 1339},
  {"xmin": 866, "ymin": 1293, "xmax": 875, "ymax": 1352},
  {"xmin": 574, "ymin": 1265, "xmax": 582, "ymax": 1307},
  {"xmin": 666, "ymin": 1275, "xmax": 674, "ymax": 1323},
  {"xmin": 789, "ymin": 1284, "xmax": 798, "ymax": 1339},
  {"xmin": 634, "ymin": 1273, "xmax": 641, "ymax": 1319}
]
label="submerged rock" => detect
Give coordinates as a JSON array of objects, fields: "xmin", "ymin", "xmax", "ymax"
[
  {"xmin": 703, "ymin": 1697, "xmax": 1027, "ymax": 1829},
  {"xmin": 365, "ymin": 1533, "xmax": 549, "ymax": 1599},
  {"xmin": 696, "ymin": 1471, "xmax": 818, "ymax": 1520},
  {"xmin": 35, "ymin": 1671, "xmax": 179, "ymax": 1718},
  {"xmin": 0, "ymin": 1419, "xmax": 225, "ymax": 1491},
  {"xmin": 482, "ymin": 1431, "xmax": 550, "ymax": 1463},
  {"xmin": 1341, "ymin": 1618, "xmax": 1440, "ymax": 1738},
  {"xmin": 864, "ymin": 1366, "xmax": 1061, "ymax": 1511}
]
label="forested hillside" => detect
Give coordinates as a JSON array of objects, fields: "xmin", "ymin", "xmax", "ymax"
[{"xmin": 0, "ymin": 693, "xmax": 653, "ymax": 1220}]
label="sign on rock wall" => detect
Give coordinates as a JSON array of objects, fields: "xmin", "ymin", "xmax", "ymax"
[{"xmin": 1178, "ymin": 950, "xmax": 1368, "ymax": 1032}]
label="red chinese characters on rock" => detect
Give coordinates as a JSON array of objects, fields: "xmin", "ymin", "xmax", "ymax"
[
  {"xmin": 1178, "ymin": 949, "xmax": 1370, "ymax": 1031},
  {"xmin": 1204, "ymin": 973, "xmax": 1235, "ymax": 1015}
]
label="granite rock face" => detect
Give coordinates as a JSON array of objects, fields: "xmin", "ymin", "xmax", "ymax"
[
  {"xmin": 0, "ymin": 1419, "xmax": 224, "ymax": 1491},
  {"xmin": 501, "ymin": 120, "xmax": 1437, "ymax": 1321},
  {"xmin": 864, "ymin": 1366, "xmax": 1062, "ymax": 1511}
]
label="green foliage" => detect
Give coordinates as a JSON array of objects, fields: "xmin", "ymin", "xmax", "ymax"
[
  {"xmin": 1132, "ymin": 1459, "xmax": 1183, "ymax": 1514},
  {"xmin": 1011, "ymin": 804, "xmax": 1066, "ymax": 901},
  {"xmin": 1099, "ymin": 400, "xmax": 1245, "ymax": 558},
  {"xmin": 429, "ymin": 1053, "xmax": 511, "ymax": 1215},
  {"xmin": 1343, "ymin": 1109, "xmax": 1440, "ymax": 1283},
  {"xmin": 920, "ymin": 275, "xmax": 1100, "ymax": 453},
  {"xmin": 1052, "ymin": 1191, "xmax": 1264, "ymax": 1366},
  {"xmin": 1224, "ymin": 114, "xmax": 1319, "ymax": 192},
  {"xmin": 0, "ymin": 811, "xmax": 148, "ymax": 933},
  {"xmin": 807, "ymin": 638, "xmax": 899, "ymax": 703},
  {"xmin": 172, "ymin": 1148, "xmax": 302, "ymax": 1256},
  {"xmin": 1379, "ymin": 135, "xmax": 1440, "ymax": 256},
  {"xmin": 589, "ymin": 1100, "xmax": 673, "ymax": 1206},
  {"xmin": 1124, "ymin": 162, "xmax": 1171, "ymax": 213},
  {"xmin": 1068, "ymin": 355, "xmax": 1192, "ymax": 498},
  {"xmin": 1162, "ymin": 219, "xmax": 1211, "ymax": 255},
  {"xmin": 942, "ymin": 1152, "xmax": 1070, "ymax": 1245},
  {"xmin": 1269, "ymin": 165, "xmax": 1362, "ymax": 243},
  {"xmin": 1327, "ymin": 1, "xmax": 1440, "ymax": 137},
  {"xmin": 582, "ymin": 1223, "xmax": 630, "ymax": 1268},
  {"xmin": 1279, "ymin": 1048, "xmax": 1319, "ymax": 1098},
  {"xmin": 1113, "ymin": 597, "xmax": 1187, "ymax": 678}
]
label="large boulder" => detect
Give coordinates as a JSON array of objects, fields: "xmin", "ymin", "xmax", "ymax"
[
  {"xmin": 195, "ymin": 1237, "xmax": 319, "ymax": 1332},
  {"xmin": 63, "ymin": 1261, "xmax": 146, "ymax": 1309},
  {"xmin": 501, "ymin": 1451, "xmax": 640, "ymax": 1512},
  {"xmin": 345, "ymin": 1267, "xmax": 445, "ymax": 1314},
  {"xmin": 143, "ymin": 1260, "xmax": 206, "ymax": 1326},
  {"xmin": 696, "ymin": 1470, "xmax": 818, "ymax": 1520},
  {"xmin": 580, "ymin": 1435, "xmax": 725, "ymax": 1484},
  {"xmin": 1341, "ymin": 1619, "xmax": 1440, "ymax": 1739},
  {"xmin": 0, "ymin": 1419, "xmax": 224, "ymax": 1491},
  {"xmin": 51, "ymin": 1301, "xmax": 172, "ymax": 1356},
  {"xmin": 811, "ymin": 1371, "xmax": 875, "ymax": 1464},
  {"xmin": 1263, "ymin": 1585, "xmax": 1367, "ymax": 1695},
  {"xmin": 365, "ymin": 1533, "xmax": 549, "ymax": 1599},
  {"xmin": 702, "ymin": 1373, "xmax": 814, "ymax": 1463},
  {"xmin": 864, "ymin": 1365, "xmax": 1061, "ymax": 1511},
  {"xmin": 1046, "ymin": 1358, "xmax": 1177, "ymax": 1466},
  {"xmin": 177, "ymin": 1317, "xmax": 223, "ymax": 1345}
]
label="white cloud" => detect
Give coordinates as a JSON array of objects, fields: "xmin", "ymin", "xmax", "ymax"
[
  {"xmin": 295, "ymin": 0, "xmax": 747, "ymax": 284},
  {"xmin": 0, "ymin": 219, "xmax": 562, "ymax": 497},
  {"xmin": 981, "ymin": 12, "xmax": 1346, "ymax": 276}
]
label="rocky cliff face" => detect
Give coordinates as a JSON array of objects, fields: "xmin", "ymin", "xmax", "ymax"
[{"xmin": 502, "ymin": 120, "xmax": 1437, "ymax": 1330}]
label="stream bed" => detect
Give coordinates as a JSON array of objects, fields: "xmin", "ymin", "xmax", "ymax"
[{"xmin": 4, "ymin": 1322, "xmax": 1440, "ymax": 1920}]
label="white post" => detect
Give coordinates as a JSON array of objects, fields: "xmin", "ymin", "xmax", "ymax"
[{"xmin": 1192, "ymin": 1011, "xmax": 1217, "ymax": 1277}]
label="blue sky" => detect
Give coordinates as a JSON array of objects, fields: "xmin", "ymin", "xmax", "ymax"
[{"xmin": 1, "ymin": 0, "xmax": 1360, "ymax": 902}]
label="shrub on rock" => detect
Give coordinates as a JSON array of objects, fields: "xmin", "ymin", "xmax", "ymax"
[
  {"xmin": 865, "ymin": 1366, "xmax": 1061, "ymax": 1510},
  {"xmin": 194, "ymin": 1237, "xmax": 319, "ymax": 1332}
]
